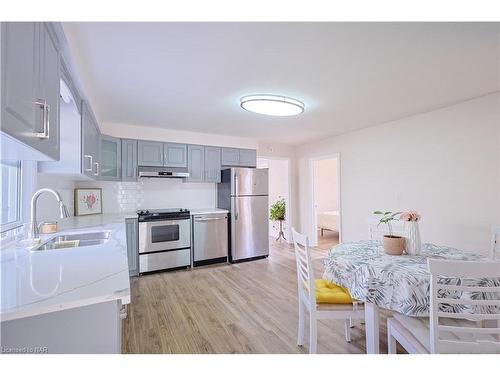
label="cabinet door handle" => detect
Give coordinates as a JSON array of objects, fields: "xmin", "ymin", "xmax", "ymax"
[
  {"xmin": 34, "ymin": 99, "xmax": 50, "ymax": 139},
  {"xmin": 93, "ymin": 162, "xmax": 100, "ymax": 176},
  {"xmin": 84, "ymin": 155, "xmax": 93, "ymax": 172}
]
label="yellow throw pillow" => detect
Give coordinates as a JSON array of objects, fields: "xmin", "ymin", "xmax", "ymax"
[{"xmin": 308, "ymin": 279, "xmax": 353, "ymax": 304}]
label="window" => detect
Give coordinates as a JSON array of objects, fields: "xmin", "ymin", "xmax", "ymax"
[{"xmin": 0, "ymin": 160, "xmax": 22, "ymax": 232}]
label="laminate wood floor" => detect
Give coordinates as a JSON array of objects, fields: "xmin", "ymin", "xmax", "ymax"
[
  {"xmin": 317, "ymin": 230, "xmax": 340, "ymax": 250},
  {"xmin": 122, "ymin": 239, "xmax": 393, "ymax": 354}
]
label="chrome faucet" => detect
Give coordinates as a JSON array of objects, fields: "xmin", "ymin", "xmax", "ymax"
[{"xmin": 30, "ymin": 188, "xmax": 70, "ymax": 238}]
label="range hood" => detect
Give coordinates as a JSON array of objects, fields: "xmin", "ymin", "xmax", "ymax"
[{"xmin": 138, "ymin": 166, "xmax": 189, "ymax": 178}]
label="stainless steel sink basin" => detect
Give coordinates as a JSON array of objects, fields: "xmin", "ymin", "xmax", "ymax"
[{"xmin": 34, "ymin": 231, "xmax": 111, "ymax": 251}]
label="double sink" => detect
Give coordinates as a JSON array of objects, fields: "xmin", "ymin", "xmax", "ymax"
[{"xmin": 34, "ymin": 231, "xmax": 111, "ymax": 251}]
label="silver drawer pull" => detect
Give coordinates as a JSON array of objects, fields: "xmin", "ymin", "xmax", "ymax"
[{"xmin": 34, "ymin": 99, "xmax": 50, "ymax": 139}]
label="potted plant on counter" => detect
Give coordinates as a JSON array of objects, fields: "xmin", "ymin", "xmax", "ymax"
[
  {"xmin": 373, "ymin": 210, "xmax": 405, "ymax": 255},
  {"xmin": 270, "ymin": 197, "xmax": 286, "ymax": 241}
]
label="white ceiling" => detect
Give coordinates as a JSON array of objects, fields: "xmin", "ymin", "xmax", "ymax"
[{"xmin": 64, "ymin": 22, "xmax": 500, "ymax": 145}]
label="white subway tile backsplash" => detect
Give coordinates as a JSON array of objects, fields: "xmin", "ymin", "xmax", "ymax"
[{"xmin": 75, "ymin": 178, "xmax": 215, "ymax": 213}]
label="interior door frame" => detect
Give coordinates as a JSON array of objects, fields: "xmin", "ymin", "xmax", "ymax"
[
  {"xmin": 256, "ymin": 156, "xmax": 293, "ymax": 244},
  {"xmin": 309, "ymin": 153, "xmax": 342, "ymax": 247}
]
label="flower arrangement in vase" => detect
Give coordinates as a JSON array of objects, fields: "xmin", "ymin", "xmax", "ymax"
[
  {"xmin": 400, "ymin": 211, "xmax": 421, "ymax": 255},
  {"xmin": 373, "ymin": 211, "xmax": 405, "ymax": 255}
]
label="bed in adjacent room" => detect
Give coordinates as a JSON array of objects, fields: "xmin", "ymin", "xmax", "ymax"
[{"xmin": 317, "ymin": 210, "xmax": 339, "ymax": 236}]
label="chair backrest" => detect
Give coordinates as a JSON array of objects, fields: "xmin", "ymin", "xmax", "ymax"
[
  {"xmin": 368, "ymin": 218, "xmax": 406, "ymax": 240},
  {"xmin": 491, "ymin": 226, "xmax": 499, "ymax": 260},
  {"xmin": 428, "ymin": 258, "xmax": 500, "ymax": 354},
  {"xmin": 291, "ymin": 228, "xmax": 316, "ymax": 304}
]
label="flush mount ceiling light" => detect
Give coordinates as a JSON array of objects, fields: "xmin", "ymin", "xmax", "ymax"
[{"xmin": 240, "ymin": 95, "xmax": 305, "ymax": 116}]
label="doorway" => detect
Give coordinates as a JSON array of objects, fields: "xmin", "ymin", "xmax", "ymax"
[
  {"xmin": 257, "ymin": 157, "xmax": 291, "ymax": 244},
  {"xmin": 311, "ymin": 155, "xmax": 341, "ymax": 250}
]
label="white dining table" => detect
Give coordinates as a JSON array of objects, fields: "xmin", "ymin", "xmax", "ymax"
[{"xmin": 322, "ymin": 240, "xmax": 496, "ymax": 354}]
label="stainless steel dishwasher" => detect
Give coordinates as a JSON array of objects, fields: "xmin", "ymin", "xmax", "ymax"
[{"xmin": 192, "ymin": 213, "xmax": 228, "ymax": 267}]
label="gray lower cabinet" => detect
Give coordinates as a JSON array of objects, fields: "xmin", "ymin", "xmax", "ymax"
[
  {"xmin": 100, "ymin": 135, "xmax": 121, "ymax": 181},
  {"xmin": 164, "ymin": 142, "xmax": 188, "ymax": 168},
  {"xmin": 121, "ymin": 139, "xmax": 138, "ymax": 181},
  {"xmin": 204, "ymin": 146, "xmax": 221, "ymax": 183},
  {"xmin": 81, "ymin": 102, "xmax": 101, "ymax": 178},
  {"xmin": 1, "ymin": 299, "xmax": 124, "ymax": 354},
  {"xmin": 187, "ymin": 145, "xmax": 205, "ymax": 182},
  {"xmin": 221, "ymin": 147, "xmax": 257, "ymax": 167},
  {"xmin": 138, "ymin": 140, "xmax": 164, "ymax": 166},
  {"xmin": 125, "ymin": 218, "xmax": 139, "ymax": 277},
  {"xmin": 1, "ymin": 22, "xmax": 61, "ymax": 160}
]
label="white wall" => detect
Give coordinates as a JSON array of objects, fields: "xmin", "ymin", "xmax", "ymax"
[
  {"xmin": 296, "ymin": 93, "xmax": 500, "ymax": 254},
  {"xmin": 257, "ymin": 157, "xmax": 291, "ymax": 241},
  {"xmin": 257, "ymin": 142, "xmax": 298, "ymax": 237},
  {"xmin": 313, "ymin": 158, "xmax": 339, "ymax": 212}
]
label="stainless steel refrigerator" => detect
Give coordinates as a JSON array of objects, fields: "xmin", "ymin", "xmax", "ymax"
[{"xmin": 217, "ymin": 167, "xmax": 269, "ymax": 262}]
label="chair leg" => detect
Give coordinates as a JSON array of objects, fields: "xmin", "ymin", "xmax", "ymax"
[
  {"xmin": 349, "ymin": 317, "xmax": 354, "ymax": 328},
  {"xmin": 309, "ymin": 316, "xmax": 317, "ymax": 354},
  {"xmin": 387, "ymin": 319, "xmax": 397, "ymax": 354},
  {"xmin": 297, "ymin": 300, "xmax": 305, "ymax": 346},
  {"xmin": 345, "ymin": 319, "xmax": 351, "ymax": 342}
]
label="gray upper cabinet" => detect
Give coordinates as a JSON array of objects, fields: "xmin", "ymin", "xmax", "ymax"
[
  {"xmin": 121, "ymin": 139, "xmax": 138, "ymax": 181},
  {"xmin": 39, "ymin": 24, "xmax": 61, "ymax": 160},
  {"xmin": 81, "ymin": 102, "xmax": 101, "ymax": 178},
  {"xmin": 239, "ymin": 149, "xmax": 257, "ymax": 167},
  {"xmin": 164, "ymin": 143, "xmax": 188, "ymax": 168},
  {"xmin": 1, "ymin": 22, "xmax": 61, "ymax": 160},
  {"xmin": 125, "ymin": 218, "xmax": 139, "ymax": 277},
  {"xmin": 100, "ymin": 135, "xmax": 121, "ymax": 181},
  {"xmin": 138, "ymin": 140, "xmax": 164, "ymax": 166},
  {"xmin": 221, "ymin": 147, "xmax": 257, "ymax": 168},
  {"xmin": 187, "ymin": 145, "xmax": 204, "ymax": 182},
  {"xmin": 221, "ymin": 148, "xmax": 240, "ymax": 166},
  {"xmin": 204, "ymin": 146, "xmax": 221, "ymax": 183}
]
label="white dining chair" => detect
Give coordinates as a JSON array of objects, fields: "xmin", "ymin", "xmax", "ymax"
[
  {"xmin": 291, "ymin": 228, "xmax": 365, "ymax": 354},
  {"xmin": 387, "ymin": 258, "xmax": 500, "ymax": 354},
  {"xmin": 491, "ymin": 226, "xmax": 499, "ymax": 260}
]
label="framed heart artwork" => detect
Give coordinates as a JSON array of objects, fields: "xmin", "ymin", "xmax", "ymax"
[{"xmin": 74, "ymin": 188, "xmax": 103, "ymax": 216}]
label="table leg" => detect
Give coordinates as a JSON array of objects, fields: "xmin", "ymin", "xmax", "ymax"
[{"xmin": 364, "ymin": 302, "xmax": 380, "ymax": 354}]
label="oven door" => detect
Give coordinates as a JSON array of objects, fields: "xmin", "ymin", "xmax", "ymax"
[{"xmin": 138, "ymin": 218, "xmax": 191, "ymax": 254}]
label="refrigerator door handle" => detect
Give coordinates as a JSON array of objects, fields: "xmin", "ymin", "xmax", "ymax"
[{"xmin": 234, "ymin": 174, "xmax": 239, "ymax": 220}]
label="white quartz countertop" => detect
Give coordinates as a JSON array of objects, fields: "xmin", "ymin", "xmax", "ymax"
[
  {"xmin": 0, "ymin": 214, "xmax": 133, "ymax": 323},
  {"xmin": 189, "ymin": 208, "xmax": 229, "ymax": 215}
]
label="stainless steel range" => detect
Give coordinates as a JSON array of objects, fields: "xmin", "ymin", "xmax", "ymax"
[{"xmin": 137, "ymin": 208, "xmax": 191, "ymax": 273}]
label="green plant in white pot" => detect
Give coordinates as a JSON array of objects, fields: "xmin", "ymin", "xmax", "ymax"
[
  {"xmin": 270, "ymin": 198, "xmax": 286, "ymax": 241},
  {"xmin": 373, "ymin": 210, "xmax": 405, "ymax": 255}
]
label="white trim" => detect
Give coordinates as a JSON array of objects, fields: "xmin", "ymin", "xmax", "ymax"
[
  {"xmin": 0, "ymin": 160, "xmax": 22, "ymax": 233},
  {"xmin": 309, "ymin": 153, "xmax": 342, "ymax": 247}
]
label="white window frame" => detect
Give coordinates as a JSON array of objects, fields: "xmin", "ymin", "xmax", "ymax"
[
  {"xmin": 1, "ymin": 160, "xmax": 22, "ymax": 233},
  {"xmin": 0, "ymin": 160, "xmax": 36, "ymax": 234}
]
